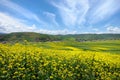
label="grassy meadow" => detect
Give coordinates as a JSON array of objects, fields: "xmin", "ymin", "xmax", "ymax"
[{"xmin": 0, "ymin": 40, "xmax": 120, "ymax": 80}]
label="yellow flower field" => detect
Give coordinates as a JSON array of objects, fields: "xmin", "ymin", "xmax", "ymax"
[{"xmin": 0, "ymin": 42, "xmax": 120, "ymax": 80}]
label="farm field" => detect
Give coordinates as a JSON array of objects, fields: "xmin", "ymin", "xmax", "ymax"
[{"xmin": 0, "ymin": 40, "xmax": 120, "ymax": 80}]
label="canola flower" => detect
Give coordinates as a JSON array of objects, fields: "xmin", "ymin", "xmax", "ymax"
[{"xmin": 0, "ymin": 42, "xmax": 120, "ymax": 80}]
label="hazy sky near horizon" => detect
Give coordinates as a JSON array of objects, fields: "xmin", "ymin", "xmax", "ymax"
[{"xmin": 0, "ymin": 0, "xmax": 120, "ymax": 34}]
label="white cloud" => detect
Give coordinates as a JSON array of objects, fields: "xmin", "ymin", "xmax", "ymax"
[
  {"xmin": 0, "ymin": 0, "xmax": 120, "ymax": 34},
  {"xmin": 0, "ymin": 12, "xmax": 76, "ymax": 34},
  {"xmin": 92, "ymin": 28, "xmax": 99, "ymax": 32},
  {"xmin": 51, "ymin": 0, "xmax": 120, "ymax": 26},
  {"xmin": 36, "ymin": 29, "xmax": 77, "ymax": 35},
  {"xmin": 0, "ymin": 12, "xmax": 36, "ymax": 33},
  {"xmin": 43, "ymin": 12, "xmax": 59, "ymax": 27},
  {"xmin": 107, "ymin": 26, "xmax": 120, "ymax": 33},
  {"xmin": 51, "ymin": 0, "xmax": 89, "ymax": 26},
  {"xmin": 0, "ymin": 0, "xmax": 45, "ymax": 24},
  {"xmin": 90, "ymin": 0, "xmax": 120, "ymax": 23}
]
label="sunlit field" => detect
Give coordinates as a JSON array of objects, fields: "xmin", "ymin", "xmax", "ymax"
[{"xmin": 0, "ymin": 40, "xmax": 120, "ymax": 80}]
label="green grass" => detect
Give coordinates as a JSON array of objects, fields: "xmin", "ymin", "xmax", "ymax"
[{"xmin": 28, "ymin": 40, "xmax": 120, "ymax": 54}]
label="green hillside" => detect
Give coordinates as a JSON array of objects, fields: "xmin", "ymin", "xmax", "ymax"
[
  {"xmin": 0, "ymin": 32, "xmax": 60, "ymax": 42},
  {"xmin": 62, "ymin": 34, "xmax": 120, "ymax": 41},
  {"xmin": 0, "ymin": 32, "xmax": 120, "ymax": 42}
]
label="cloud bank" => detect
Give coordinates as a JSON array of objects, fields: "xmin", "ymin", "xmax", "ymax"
[
  {"xmin": 0, "ymin": 12, "xmax": 76, "ymax": 34},
  {"xmin": 107, "ymin": 26, "xmax": 120, "ymax": 33},
  {"xmin": 0, "ymin": 12, "xmax": 36, "ymax": 33}
]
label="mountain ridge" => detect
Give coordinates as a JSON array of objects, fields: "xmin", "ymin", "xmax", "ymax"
[{"xmin": 0, "ymin": 32, "xmax": 120, "ymax": 42}]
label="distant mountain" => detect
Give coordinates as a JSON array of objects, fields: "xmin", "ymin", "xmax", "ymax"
[
  {"xmin": 0, "ymin": 33, "xmax": 5, "ymax": 34},
  {"xmin": 0, "ymin": 32, "xmax": 61, "ymax": 42},
  {"xmin": 0, "ymin": 32, "xmax": 120, "ymax": 42},
  {"xmin": 62, "ymin": 34, "xmax": 120, "ymax": 41}
]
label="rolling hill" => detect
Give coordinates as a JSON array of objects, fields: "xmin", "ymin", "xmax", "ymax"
[{"xmin": 0, "ymin": 32, "xmax": 120, "ymax": 42}]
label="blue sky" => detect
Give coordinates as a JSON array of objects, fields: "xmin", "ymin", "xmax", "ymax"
[{"xmin": 0, "ymin": 0, "xmax": 120, "ymax": 34}]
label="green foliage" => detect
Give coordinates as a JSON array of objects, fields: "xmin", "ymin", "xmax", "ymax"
[
  {"xmin": 0, "ymin": 32, "xmax": 61, "ymax": 42},
  {"xmin": 0, "ymin": 32, "xmax": 120, "ymax": 42},
  {"xmin": 64, "ymin": 34, "xmax": 120, "ymax": 41},
  {"xmin": 32, "ymin": 40, "xmax": 120, "ymax": 54}
]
